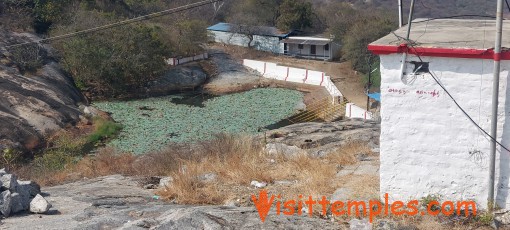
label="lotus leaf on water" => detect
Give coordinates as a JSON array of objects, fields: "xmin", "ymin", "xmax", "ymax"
[{"xmin": 94, "ymin": 88, "xmax": 303, "ymax": 154}]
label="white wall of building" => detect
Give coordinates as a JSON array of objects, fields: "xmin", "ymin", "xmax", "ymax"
[
  {"xmin": 379, "ymin": 53, "xmax": 510, "ymax": 209},
  {"xmin": 209, "ymin": 31, "xmax": 283, "ymax": 53},
  {"xmin": 285, "ymin": 43, "xmax": 341, "ymax": 60},
  {"xmin": 287, "ymin": 44, "xmax": 329, "ymax": 57}
]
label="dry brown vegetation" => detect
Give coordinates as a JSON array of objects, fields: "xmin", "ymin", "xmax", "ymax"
[
  {"xmin": 12, "ymin": 133, "xmax": 494, "ymax": 228},
  {"xmin": 14, "ymin": 133, "xmax": 374, "ymax": 205}
]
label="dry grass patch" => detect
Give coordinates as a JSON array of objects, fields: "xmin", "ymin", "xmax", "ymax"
[
  {"xmin": 14, "ymin": 133, "xmax": 375, "ymax": 207},
  {"xmin": 157, "ymin": 137, "xmax": 375, "ymax": 205}
]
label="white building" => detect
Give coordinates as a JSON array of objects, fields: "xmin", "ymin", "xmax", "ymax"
[
  {"xmin": 207, "ymin": 22, "xmax": 291, "ymax": 53},
  {"xmin": 368, "ymin": 19, "xmax": 510, "ymax": 209},
  {"xmin": 281, "ymin": 36, "xmax": 341, "ymax": 61}
]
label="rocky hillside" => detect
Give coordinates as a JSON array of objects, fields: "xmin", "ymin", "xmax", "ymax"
[
  {"xmin": 1, "ymin": 119, "xmax": 381, "ymax": 229},
  {"xmin": 0, "ymin": 30, "xmax": 85, "ymax": 153},
  {"xmin": 1, "ymin": 174, "xmax": 341, "ymax": 229}
]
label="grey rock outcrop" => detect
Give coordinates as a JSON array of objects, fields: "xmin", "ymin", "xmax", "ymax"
[
  {"xmin": 264, "ymin": 142, "xmax": 305, "ymax": 157},
  {"xmin": 2, "ymin": 175, "xmax": 342, "ymax": 229},
  {"xmin": 0, "ymin": 190, "xmax": 12, "ymax": 216},
  {"xmin": 0, "ymin": 30, "xmax": 85, "ymax": 153},
  {"xmin": 203, "ymin": 49, "xmax": 262, "ymax": 95},
  {"xmin": 158, "ymin": 176, "xmax": 173, "ymax": 188},
  {"xmin": 263, "ymin": 120, "xmax": 380, "ymax": 157},
  {"xmin": 349, "ymin": 218, "xmax": 372, "ymax": 230},
  {"xmin": 1, "ymin": 173, "xmax": 17, "ymax": 191},
  {"xmin": 0, "ymin": 168, "xmax": 43, "ymax": 216},
  {"xmin": 146, "ymin": 64, "xmax": 207, "ymax": 96},
  {"xmin": 10, "ymin": 192, "xmax": 24, "ymax": 214}
]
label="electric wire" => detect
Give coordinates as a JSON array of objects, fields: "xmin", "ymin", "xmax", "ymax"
[
  {"xmin": 405, "ymin": 43, "xmax": 510, "ymax": 153},
  {"xmin": 2, "ymin": 0, "xmax": 221, "ymax": 49}
]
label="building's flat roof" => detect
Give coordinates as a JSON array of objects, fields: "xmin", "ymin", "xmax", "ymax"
[
  {"xmin": 369, "ymin": 19, "xmax": 510, "ymax": 60},
  {"xmin": 281, "ymin": 36, "xmax": 330, "ymax": 45},
  {"xmin": 207, "ymin": 22, "xmax": 291, "ymax": 38}
]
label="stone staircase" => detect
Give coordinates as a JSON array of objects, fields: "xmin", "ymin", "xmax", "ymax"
[{"xmin": 287, "ymin": 96, "xmax": 347, "ymax": 123}]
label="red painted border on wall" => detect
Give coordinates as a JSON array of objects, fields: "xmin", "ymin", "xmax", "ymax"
[{"xmin": 367, "ymin": 44, "xmax": 510, "ymax": 60}]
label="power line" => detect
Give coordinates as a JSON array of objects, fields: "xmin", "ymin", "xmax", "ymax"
[
  {"xmin": 3, "ymin": 0, "xmax": 221, "ymax": 49},
  {"xmin": 405, "ymin": 43, "xmax": 510, "ymax": 153}
]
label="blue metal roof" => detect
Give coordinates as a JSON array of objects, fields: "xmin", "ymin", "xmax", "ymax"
[
  {"xmin": 367, "ymin": 93, "xmax": 381, "ymax": 102},
  {"xmin": 207, "ymin": 22, "xmax": 291, "ymax": 38}
]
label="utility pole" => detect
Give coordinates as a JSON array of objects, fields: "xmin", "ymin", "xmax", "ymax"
[
  {"xmin": 367, "ymin": 56, "xmax": 372, "ymax": 111},
  {"xmin": 488, "ymin": 0, "xmax": 505, "ymax": 212},
  {"xmin": 398, "ymin": 0, "xmax": 404, "ymax": 27},
  {"xmin": 399, "ymin": 0, "xmax": 416, "ymax": 83}
]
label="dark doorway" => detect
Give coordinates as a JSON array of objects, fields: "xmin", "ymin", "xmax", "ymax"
[{"xmin": 310, "ymin": 45, "xmax": 316, "ymax": 55}]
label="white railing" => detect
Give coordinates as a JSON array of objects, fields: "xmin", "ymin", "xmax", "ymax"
[
  {"xmin": 242, "ymin": 59, "xmax": 343, "ymax": 98},
  {"xmin": 345, "ymin": 103, "xmax": 373, "ymax": 120},
  {"xmin": 243, "ymin": 59, "xmax": 373, "ymax": 120}
]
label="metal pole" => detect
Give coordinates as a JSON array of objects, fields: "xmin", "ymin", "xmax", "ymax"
[
  {"xmin": 367, "ymin": 56, "xmax": 372, "ymax": 111},
  {"xmin": 399, "ymin": 0, "xmax": 416, "ymax": 82},
  {"xmin": 488, "ymin": 0, "xmax": 505, "ymax": 212},
  {"xmin": 398, "ymin": 0, "xmax": 403, "ymax": 27}
]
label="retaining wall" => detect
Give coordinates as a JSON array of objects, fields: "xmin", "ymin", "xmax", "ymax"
[
  {"xmin": 345, "ymin": 103, "xmax": 373, "ymax": 119},
  {"xmin": 243, "ymin": 59, "xmax": 342, "ymax": 97},
  {"xmin": 167, "ymin": 53, "xmax": 208, "ymax": 66}
]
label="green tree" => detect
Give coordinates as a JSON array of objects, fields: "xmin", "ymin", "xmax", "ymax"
[
  {"xmin": 226, "ymin": 0, "xmax": 283, "ymax": 47},
  {"xmin": 341, "ymin": 12, "xmax": 397, "ymax": 73},
  {"xmin": 276, "ymin": 0, "xmax": 313, "ymax": 31},
  {"xmin": 174, "ymin": 20, "xmax": 209, "ymax": 56},
  {"xmin": 337, "ymin": 10, "xmax": 396, "ymax": 89},
  {"xmin": 322, "ymin": 2, "xmax": 361, "ymax": 42},
  {"xmin": 33, "ymin": 0, "xmax": 72, "ymax": 33},
  {"xmin": 59, "ymin": 22, "xmax": 170, "ymax": 97},
  {"xmin": 228, "ymin": 0, "xmax": 282, "ymax": 27}
]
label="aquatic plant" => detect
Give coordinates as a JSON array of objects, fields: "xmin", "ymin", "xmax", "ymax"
[{"xmin": 94, "ymin": 88, "xmax": 303, "ymax": 154}]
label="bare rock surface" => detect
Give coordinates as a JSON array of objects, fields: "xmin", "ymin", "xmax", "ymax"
[
  {"xmin": 145, "ymin": 63, "xmax": 208, "ymax": 96},
  {"xmin": 203, "ymin": 49, "xmax": 262, "ymax": 95},
  {"xmin": 263, "ymin": 119, "xmax": 380, "ymax": 157},
  {"xmin": 0, "ymin": 30, "xmax": 84, "ymax": 152},
  {"xmin": 2, "ymin": 175, "xmax": 341, "ymax": 230}
]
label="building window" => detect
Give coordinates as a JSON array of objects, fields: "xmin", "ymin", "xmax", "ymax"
[
  {"xmin": 410, "ymin": 61, "xmax": 429, "ymax": 74},
  {"xmin": 324, "ymin": 44, "xmax": 329, "ymax": 51},
  {"xmin": 310, "ymin": 45, "xmax": 316, "ymax": 55},
  {"xmin": 298, "ymin": 44, "xmax": 304, "ymax": 49}
]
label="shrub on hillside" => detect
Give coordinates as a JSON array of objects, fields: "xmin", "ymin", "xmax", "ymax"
[{"xmin": 58, "ymin": 23, "xmax": 170, "ymax": 97}]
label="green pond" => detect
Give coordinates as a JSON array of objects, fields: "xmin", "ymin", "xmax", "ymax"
[{"xmin": 93, "ymin": 88, "xmax": 303, "ymax": 154}]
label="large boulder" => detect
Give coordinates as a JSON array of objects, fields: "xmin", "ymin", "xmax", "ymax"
[
  {"xmin": 0, "ymin": 190, "xmax": 12, "ymax": 217},
  {"xmin": 10, "ymin": 193, "xmax": 24, "ymax": 214},
  {"xmin": 145, "ymin": 64, "xmax": 207, "ymax": 96},
  {"xmin": 29, "ymin": 194, "xmax": 51, "ymax": 214},
  {"xmin": 203, "ymin": 50, "xmax": 262, "ymax": 95},
  {"xmin": 0, "ymin": 169, "xmax": 44, "ymax": 216},
  {"xmin": 17, "ymin": 180, "xmax": 41, "ymax": 210},
  {"xmin": 0, "ymin": 173, "xmax": 18, "ymax": 191},
  {"xmin": 0, "ymin": 30, "xmax": 85, "ymax": 153}
]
